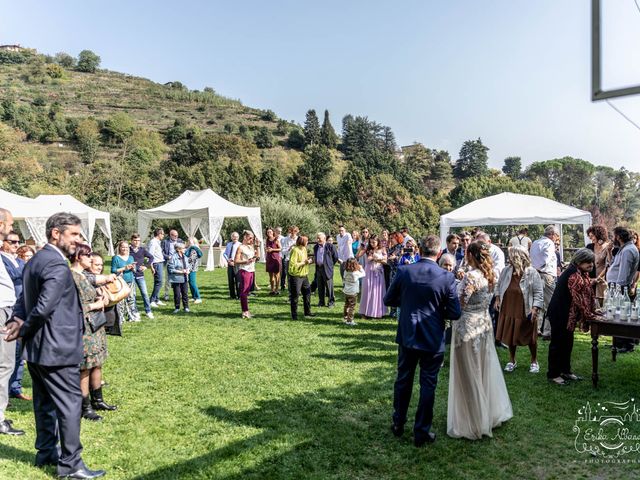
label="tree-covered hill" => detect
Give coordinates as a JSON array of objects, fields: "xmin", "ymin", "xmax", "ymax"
[{"xmin": 0, "ymin": 47, "xmax": 637, "ymax": 245}]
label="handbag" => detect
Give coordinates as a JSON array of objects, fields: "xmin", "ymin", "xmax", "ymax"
[
  {"xmin": 87, "ymin": 310, "xmax": 107, "ymax": 333},
  {"xmin": 101, "ymin": 276, "xmax": 131, "ymax": 307}
]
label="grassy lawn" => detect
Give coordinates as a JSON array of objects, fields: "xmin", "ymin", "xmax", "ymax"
[{"xmin": 1, "ymin": 266, "xmax": 639, "ymax": 479}]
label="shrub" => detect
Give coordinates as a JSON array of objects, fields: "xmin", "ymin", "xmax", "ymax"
[
  {"xmin": 287, "ymin": 128, "xmax": 305, "ymax": 150},
  {"xmin": 46, "ymin": 63, "xmax": 65, "ymax": 79},
  {"xmin": 54, "ymin": 52, "xmax": 76, "ymax": 68},
  {"xmin": 261, "ymin": 109, "xmax": 277, "ymax": 121},
  {"xmin": 254, "ymin": 127, "xmax": 274, "ymax": 148}
]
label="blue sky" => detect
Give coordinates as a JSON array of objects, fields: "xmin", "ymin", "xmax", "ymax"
[{"xmin": 1, "ymin": 0, "xmax": 639, "ymax": 170}]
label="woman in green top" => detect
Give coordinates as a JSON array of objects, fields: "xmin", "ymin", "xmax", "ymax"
[
  {"xmin": 288, "ymin": 235, "xmax": 315, "ymax": 320},
  {"xmin": 111, "ymin": 240, "xmax": 139, "ymax": 321}
]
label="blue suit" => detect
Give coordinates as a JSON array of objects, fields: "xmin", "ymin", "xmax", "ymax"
[
  {"xmin": 384, "ymin": 258, "xmax": 461, "ymax": 442},
  {"xmin": 11, "ymin": 243, "xmax": 86, "ymax": 474}
]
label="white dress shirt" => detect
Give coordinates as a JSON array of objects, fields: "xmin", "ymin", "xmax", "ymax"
[
  {"xmin": 0, "ymin": 253, "xmax": 16, "ymax": 308},
  {"xmin": 530, "ymin": 236, "xmax": 557, "ymax": 277},
  {"xmin": 148, "ymin": 237, "xmax": 164, "ymax": 263},
  {"xmin": 337, "ymin": 233, "xmax": 354, "ymax": 262},
  {"xmin": 280, "ymin": 235, "xmax": 297, "ymax": 260},
  {"xmin": 489, "ymin": 244, "xmax": 505, "ymax": 277}
]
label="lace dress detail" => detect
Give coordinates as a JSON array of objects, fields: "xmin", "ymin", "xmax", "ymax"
[{"xmin": 454, "ymin": 269, "xmax": 494, "ymax": 351}]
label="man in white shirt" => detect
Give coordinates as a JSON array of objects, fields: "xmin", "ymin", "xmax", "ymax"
[
  {"xmin": 0, "ymin": 208, "xmax": 23, "ymax": 435},
  {"xmin": 148, "ymin": 228, "xmax": 166, "ymax": 307},
  {"xmin": 336, "ymin": 225, "xmax": 353, "ymax": 279},
  {"xmin": 223, "ymin": 232, "xmax": 242, "ymax": 299},
  {"xmin": 400, "ymin": 227, "xmax": 414, "ymax": 246},
  {"xmin": 530, "ymin": 225, "xmax": 559, "ymax": 338},
  {"xmin": 279, "ymin": 226, "xmax": 299, "ymax": 296},
  {"xmin": 475, "ymin": 232, "xmax": 505, "ymax": 278},
  {"xmin": 509, "ymin": 228, "xmax": 532, "ymax": 250}
]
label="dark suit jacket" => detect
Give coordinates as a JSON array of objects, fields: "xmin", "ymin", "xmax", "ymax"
[
  {"xmin": 161, "ymin": 238, "xmax": 183, "ymax": 262},
  {"xmin": 384, "ymin": 258, "xmax": 462, "ymax": 354},
  {"xmin": 12, "ymin": 244, "xmax": 84, "ymax": 367},
  {"xmin": 313, "ymin": 242, "xmax": 338, "ymax": 278},
  {"xmin": 1, "ymin": 254, "xmax": 25, "ymax": 299}
]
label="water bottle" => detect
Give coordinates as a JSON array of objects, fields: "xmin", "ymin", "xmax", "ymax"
[
  {"xmin": 620, "ymin": 287, "xmax": 631, "ymax": 321},
  {"xmin": 631, "ymin": 296, "xmax": 639, "ymax": 322},
  {"xmin": 614, "ymin": 285, "xmax": 621, "ymax": 321},
  {"xmin": 605, "ymin": 283, "xmax": 615, "ymax": 320}
]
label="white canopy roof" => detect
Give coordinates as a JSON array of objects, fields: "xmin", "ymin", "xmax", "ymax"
[
  {"xmin": 34, "ymin": 195, "xmax": 114, "ymax": 255},
  {"xmin": 137, "ymin": 189, "xmax": 264, "ymax": 270},
  {"xmin": 439, "ymin": 192, "xmax": 592, "ymax": 248},
  {"xmin": 0, "ymin": 189, "xmax": 114, "ymax": 254}
]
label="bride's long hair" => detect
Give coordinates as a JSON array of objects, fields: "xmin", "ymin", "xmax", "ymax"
[{"xmin": 466, "ymin": 240, "xmax": 495, "ymax": 289}]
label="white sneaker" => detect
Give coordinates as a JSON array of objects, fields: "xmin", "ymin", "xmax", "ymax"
[
  {"xmin": 150, "ymin": 302, "xmax": 158, "ymax": 308},
  {"xmin": 157, "ymin": 300, "xmax": 166, "ymax": 306},
  {"xmin": 184, "ymin": 308, "xmax": 190, "ymax": 313},
  {"xmin": 347, "ymin": 321, "xmax": 357, "ymax": 326},
  {"xmin": 173, "ymin": 309, "xmax": 180, "ymax": 314},
  {"xmin": 504, "ymin": 362, "xmax": 517, "ymax": 372},
  {"xmin": 193, "ymin": 299, "xmax": 202, "ymax": 304},
  {"xmin": 146, "ymin": 311, "xmax": 155, "ymax": 319},
  {"xmin": 529, "ymin": 362, "xmax": 540, "ymax": 373}
]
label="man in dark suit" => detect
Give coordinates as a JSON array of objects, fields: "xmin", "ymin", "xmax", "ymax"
[
  {"xmin": 384, "ymin": 235, "xmax": 461, "ymax": 447},
  {"xmin": 313, "ymin": 232, "xmax": 339, "ymax": 307},
  {"xmin": 4, "ymin": 212, "xmax": 105, "ymax": 479}
]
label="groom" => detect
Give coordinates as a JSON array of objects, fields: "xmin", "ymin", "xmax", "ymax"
[{"xmin": 384, "ymin": 235, "xmax": 461, "ymax": 446}]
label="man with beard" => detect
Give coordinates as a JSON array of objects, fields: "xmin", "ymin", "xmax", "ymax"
[
  {"xmin": 4, "ymin": 212, "xmax": 106, "ymax": 479},
  {"xmin": 606, "ymin": 226, "xmax": 640, "ymax": 353}
]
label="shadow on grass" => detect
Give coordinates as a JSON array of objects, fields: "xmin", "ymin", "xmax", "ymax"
[
  {"xmin": 130, "ymin": 370, "xmax": 398, "ymax": 480},
  {"xmin": 0, "ymin": 443, "xmax": 36, "ymax": 468}
]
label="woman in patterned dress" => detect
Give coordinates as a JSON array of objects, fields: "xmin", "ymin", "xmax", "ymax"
[
  {"xmin": 447, "ymin": 241, "xmax": 513, "ymax": 440},
  {"xmin": 70, "ymin": 244, "xmax": 118, "ymax": 421}
]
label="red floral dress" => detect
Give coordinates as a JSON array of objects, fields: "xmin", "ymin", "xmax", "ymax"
[{"xmin": 567, "ymin": 271, "xmax": 599, "ymax": 332}]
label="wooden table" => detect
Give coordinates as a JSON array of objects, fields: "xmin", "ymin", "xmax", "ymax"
[{"xmin": 590, "ymin": 319, "xmax": 640, "ymax": 388}]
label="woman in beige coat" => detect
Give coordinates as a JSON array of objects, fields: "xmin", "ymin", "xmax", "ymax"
[{"xmin": 495, "ymin": 246, "xmax": 544, "ymax": 373}]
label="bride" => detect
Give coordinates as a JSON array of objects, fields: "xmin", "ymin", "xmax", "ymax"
[{"xmin": 447, "ymin": 240, "xmax": 513, "ymax": 440}]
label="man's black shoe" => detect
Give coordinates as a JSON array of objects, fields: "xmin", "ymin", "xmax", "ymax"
[
  {"xmin": 414, "ymin": 432, "xmax": 436, "ymax": 447},
  {"xmin": 0, "ymin": 419, "xmax": 24, "ymax": 435},
  {"xmin": 59, "ymin": 466, "xmax": 106, "ymax": 479},
  {"xmin": 304, "ymin": 313, "xmax": 316, "ymax": 318},
  {"xmin": 391, "ymin": 423, "xmax": 404, "ymax": 437}
]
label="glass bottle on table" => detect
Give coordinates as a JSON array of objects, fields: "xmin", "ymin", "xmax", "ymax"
[
  {"xmin": 605, "ymin": 283, "xmax": 615, "ymax": 320},
  {"xmin": 621, "ymin": 287, "xmax": 631, "ymax": 321},
  {"xmin": 631, "ymin": 296, "xmax": 639, "ymax": 322}
]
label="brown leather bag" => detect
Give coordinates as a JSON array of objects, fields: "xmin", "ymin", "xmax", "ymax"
[{"xmin": 101, "ymin": 276, "xmax": 131, "ymax": 307}]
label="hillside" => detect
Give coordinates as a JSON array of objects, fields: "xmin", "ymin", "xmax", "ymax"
[{"xmin": 0, "ymin": 47, "xmax": 638, "ymax": 247}]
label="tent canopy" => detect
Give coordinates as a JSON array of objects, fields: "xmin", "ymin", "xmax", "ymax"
[
  {"xmin": 137, "ymin": 189, "xmax": 264, "ymax": 270},
  {"xmin": 0, "ymin": 189, "xmax": 114, "ymax": 254},
  {"xmin": 34, "ymin": 195, "xmax": 114, "ymax": 255},
  {"xmin": 439, "ymin": 192, "xmax": 592, "ymax": 251}
]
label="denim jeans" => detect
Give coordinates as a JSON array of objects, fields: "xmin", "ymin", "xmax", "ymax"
[
  {"xmin": 134, "ymin": 276, "xmax": 151, "ymax": 313},
  {"xmin": 151, "ymin": 262, "xmax": 164, "ymax": 303},
  {"xmin": 188, "ymin": 271, "xmax": 201, "ymax": 300}
]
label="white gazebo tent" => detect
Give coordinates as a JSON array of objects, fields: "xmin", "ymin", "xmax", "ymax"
[
  {"xmin": 34, "ymin": 195, "xmax": 115, "ymax": 255},
  {"xmin": 0, "ymin": 188, "xmax": 43, "ymax": 241},
  {"xmin": 439, "ymin": 192, "xmax": 592, "ymax": 258},
  {"xmin": 137, "ymin": 189, "xmax": 264, "ymax": 271}
]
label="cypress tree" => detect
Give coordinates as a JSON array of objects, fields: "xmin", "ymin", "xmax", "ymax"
[
  {"xmin": 303, "ymin": 109, "xmax": 321, "ymax": 147},
  {"xmin": 320, "ymin": 110, "xmax": 338, "ymax": 149}
]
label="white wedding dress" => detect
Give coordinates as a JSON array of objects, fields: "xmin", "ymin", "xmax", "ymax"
[{"xmin": 447, "ymin": 269, "xmax": 513, "ymax": 440}]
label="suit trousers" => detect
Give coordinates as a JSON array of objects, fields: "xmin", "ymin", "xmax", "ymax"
[
  {"xmin": 0, "ymin": 307, "xmax": 16, "ymax": 422},
  {"xmin": 393, "ymin": 345, "xmax": 444, "ymax": 443},
  {"xmin": 280, "ymin": 259, "xmax": 289, "ymax": 291},
  {"xmin": 317, "ymin": 269, "xmax": 335, "ymax": 306},
  {"xmin": 227, "ymin": 266, "xmax": 238, "ymax": 299},
  {"xmin": 28, "ymin": 363, "xmax": 84, "ymax": 476},
  {"xmin": 289, "ymin": 275, "xmax": 311, "ymax": 319}
]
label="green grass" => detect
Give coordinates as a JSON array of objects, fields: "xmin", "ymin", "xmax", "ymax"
[{"xmin": 1, "ymin": 267, "xmax": 639, "ymax": 479}]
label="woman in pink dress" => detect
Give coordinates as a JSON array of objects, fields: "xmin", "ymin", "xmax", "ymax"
[{"xmin": 359, "ymin": 235, "xmax": 388, "ymax": 318}]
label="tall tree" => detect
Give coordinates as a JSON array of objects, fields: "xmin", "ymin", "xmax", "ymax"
[
  {"xmin": 320, "ymin": 110, "xmax": 338, "ymax": 149},
  {"xmin": 296, "ymin": 145, "xmax": 333, "ymax": 203},
  {"xmin": 303, "ymin": 109, "xmax": 320, "ymax": 147},
  {"xmin": 453, "ymin": 138, "xmax": 489, "ymax": 180},
  {"xmin": 502, "ymin": 156, "xmax": 522, "ymax": 179}
]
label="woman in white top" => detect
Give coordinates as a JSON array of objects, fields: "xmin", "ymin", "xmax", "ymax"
[{"xmin": 234, "ymin": 231, "xmax": 257, "ymax": 318}]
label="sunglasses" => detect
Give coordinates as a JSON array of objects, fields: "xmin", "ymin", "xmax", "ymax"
[{"xmin": 6, "ymin": 240, "xmax": 19, "ymax": 245}]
